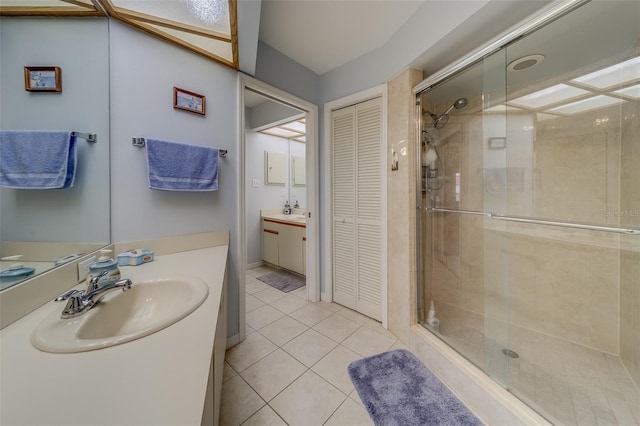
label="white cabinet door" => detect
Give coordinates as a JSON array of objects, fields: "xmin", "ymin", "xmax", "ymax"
[
  {"xmin": 265, "ymin": 151, "xmax": 287, "ymax": 184},
  {"xmin": 262, "ymin": 218, "xmax": 306, "ymax": 275},
  {"xmin": 262, "ymin": 220, "xmax": 279, "ymax": 265},
  {"xmin": 278, "ymin": 224, "xmax": 304, "ymax": 275}
]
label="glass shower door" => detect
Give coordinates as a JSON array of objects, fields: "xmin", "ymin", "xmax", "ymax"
[
  {"xmin": 418, "ymin": 1, "xmax": 640, "ymax": 424},
  {"xmin": 418, "ymin": 47, "xmax": 513, "ymax": 388}
]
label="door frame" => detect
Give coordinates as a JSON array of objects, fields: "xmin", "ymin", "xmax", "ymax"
[
  {"xmin": 323, "ymin": 84, "xmax": 388, "ymax": 328},
  {"xmin": 238, "ymin": 74, "xmax": 320, "ymax": 343}
]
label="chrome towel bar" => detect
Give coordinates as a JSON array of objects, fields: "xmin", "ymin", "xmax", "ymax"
[
  {"xmin": 427, "ymin": 207, "xmax": 640, "ymax": 235},
  {"xmin": 71, "ymin": 132, "xmax": 97, "ymax": 142},
  {"xmin": 131, "ymin": 137, "xmax": 227, "ymax": 157}
]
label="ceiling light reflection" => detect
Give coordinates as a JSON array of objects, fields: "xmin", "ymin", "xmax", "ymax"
[
  {"xmin": 281, "ymin": 121, "xmax": 305, "ymax": 134},
  {"xmin": 509, "ymin": 84, "xmax": 589, "ymax": 109},
  {"xmin": 571, "ymin": 56, "xmax": 640, "ymax": 89},
  {"xmin": 613, "ymin": 83, "xmax": 640, "ymax": 100},
  {"xmin": 546, "ymin": 95, "xmax": 624, "ymax": 115}
]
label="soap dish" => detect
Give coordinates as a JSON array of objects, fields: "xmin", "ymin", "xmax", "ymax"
[
  {"xmin": 0, "ymin": 267, "xmax": 35, "ymax": 279},
  {"xmin": 117, "ymin": 249, "xmax": 154, "ymax": 266}
]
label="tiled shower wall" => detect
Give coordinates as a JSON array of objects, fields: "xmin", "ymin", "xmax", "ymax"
[
  {"xmin": 619, "ymin": 100, "xmax": 640, "ymax": 386},
  {"xmin": 424, "ymin": 100, "xmax": 639, "ymax": 361}
]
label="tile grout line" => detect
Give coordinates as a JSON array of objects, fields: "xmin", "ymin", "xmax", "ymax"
[{"xmin": 231, "ymin": 269, "xmax": 398, "ymax": 426}]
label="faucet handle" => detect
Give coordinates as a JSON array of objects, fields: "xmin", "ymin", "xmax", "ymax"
[
  {"xmin": 55, "ymin": 289, "xmax": 84, "ymax": 317},
  {"xmin": 88, "ymin": 270, "xmax": 109, "ymax": 291},
  {"xmin": 55, "ymin": 289, "xmax": 83, "ymax": 302},
  {"xmin": 114, "ymin": 278, "xmax": 133, "ymax": 291}
]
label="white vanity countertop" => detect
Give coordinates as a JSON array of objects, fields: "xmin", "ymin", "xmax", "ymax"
[
  {"xmin": 0, "ymin": 245, "xmax": 228, "ymax": 426},
  {"xmin": 262, "ymin": 213, "xmax": 307, "ymax": 226}
]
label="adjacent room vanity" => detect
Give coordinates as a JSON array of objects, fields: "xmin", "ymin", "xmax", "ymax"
[{"xmin": 261, "ymin": 211, "xmax": 306, "ymax": 276}]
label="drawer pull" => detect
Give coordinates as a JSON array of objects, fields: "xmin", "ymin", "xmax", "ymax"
[{"xmin": 264, "ymin": 229, "xmax": 279, "ymax": 235}]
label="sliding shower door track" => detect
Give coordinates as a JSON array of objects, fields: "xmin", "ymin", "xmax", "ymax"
[{"xmin": 426, "ymin": 207, "xmax": 640, "ymax": 235}]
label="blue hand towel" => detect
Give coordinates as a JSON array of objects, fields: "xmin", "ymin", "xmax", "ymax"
[
  {"xmin": 146, "ymin": 138, "xmax": 218, "ymax": 191},
  {"xmin": 0, "ymin": 130, "xmax": 76, "ymax": 189}
]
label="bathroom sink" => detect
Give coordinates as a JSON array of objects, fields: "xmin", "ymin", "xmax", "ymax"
[{"xmin": 32, "ymin": 277, "xmax": 209, "ymax": 353}]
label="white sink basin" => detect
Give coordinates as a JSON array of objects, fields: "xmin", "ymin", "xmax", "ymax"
[{"xmin": 32, "ymin": 277, "xmax": 209, "ymax": 353}]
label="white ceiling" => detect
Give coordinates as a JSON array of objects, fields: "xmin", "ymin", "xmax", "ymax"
[{"xmin": 258, "ymin": 0, "xmax": 425, "ymax": 75}]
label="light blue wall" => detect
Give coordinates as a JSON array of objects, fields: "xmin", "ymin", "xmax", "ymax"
[
  {"xmin": 255, "ymin": 41, "xmax": 319, "ymax": 105},
  {"xmin": 237, "ymin": 0, "xmax": 262, "ymax": 75},
  {"xmin": 249, "ymin": 100, "xmax": 302, "ymax": 130},
  {"xmin": 109, "ymin": 21, "xmax": 241, "ymax": 337}
]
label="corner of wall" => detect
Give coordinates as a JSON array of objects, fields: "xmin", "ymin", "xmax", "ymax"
[{"xmin": 386, "ymin": 67, "xmax": 423, "ymax": 345}]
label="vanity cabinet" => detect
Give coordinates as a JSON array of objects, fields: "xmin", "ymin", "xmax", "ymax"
[
  {"xmin": 0, "ymin": 242, "xmax": 229, "ymax": 426},
  {"xmin": 202, "ymin": 277, "xmax": 226, "ymax": 426},
  {"xmin": 262, "ymin": 218, "xmax": 305, "ymax": 275}
]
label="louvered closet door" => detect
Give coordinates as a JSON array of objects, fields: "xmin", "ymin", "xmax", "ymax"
[
  {"xmin": 332, "ymin": 106, "xmax": 356, "ymax": 309},
  {"xmin": 332, "ymin": 97, "xmax": 383, "ymax": 321}
]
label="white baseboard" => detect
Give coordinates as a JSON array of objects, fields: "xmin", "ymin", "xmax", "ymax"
[
  {"xmin": 247, "ymin": 261, "xmax": 264, "ymax": 270},
  {"xmin": 226, "ymin": 333, "xmax": 241, "ymax": 349}
]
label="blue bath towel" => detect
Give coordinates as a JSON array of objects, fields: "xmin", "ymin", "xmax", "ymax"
[
  {"xmin": 0, "ymin": 130, "xmax": 76, "ymax": 189},
  {"xmin": 145, "ymin": 138, "xmax": 218, "ymax": 191}
]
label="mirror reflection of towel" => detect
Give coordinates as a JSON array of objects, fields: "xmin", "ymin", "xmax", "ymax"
[
  {"xmin": 483, "ymin": 168, "xmax": 525, "ymax": 193},
  {"xmin": 0, "ymin": 130, "xmax": 76, "ymax": 189}
]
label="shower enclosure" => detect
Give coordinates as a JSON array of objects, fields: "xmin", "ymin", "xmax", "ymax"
[{"xmin": 416, "ymin": 1, "xmax": 639, "ymax": 424}]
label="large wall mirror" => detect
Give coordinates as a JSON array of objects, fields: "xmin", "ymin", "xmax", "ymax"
[{"xmin": 0, "ymin": 17, "xmax": 111, "ymax": 291}]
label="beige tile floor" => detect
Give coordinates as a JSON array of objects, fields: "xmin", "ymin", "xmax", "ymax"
[{"xmin": 221, "ymin": 266, "xmax": 407, "ymax": 426}]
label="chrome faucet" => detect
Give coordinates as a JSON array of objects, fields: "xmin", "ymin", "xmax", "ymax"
[{"xmin": 54, "ymin": 271, "xmax": 133, "ymax": 319}]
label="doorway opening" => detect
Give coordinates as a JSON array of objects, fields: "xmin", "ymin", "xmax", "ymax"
[{"xmin": 238, "ymin": 75, "xmax": 319, "ymax": 343}]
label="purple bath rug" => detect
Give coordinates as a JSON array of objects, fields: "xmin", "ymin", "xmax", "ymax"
[
  {"xmin": 348, "ymin": 349, "xmax": 483, "ymax": 426},
  {"xmin": 256, "ymin": 269, "xmax": 305, "ymax": 293}
]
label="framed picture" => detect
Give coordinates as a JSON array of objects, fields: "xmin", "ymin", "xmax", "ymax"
[
  {"xmin": 488, "ymin": 137, "xmax": 506, "ymax": 149},
  {"xmin": 24, "ymin": 66, "xmax": 62, "ymax": 92},
  {"xmin": 173, "ymin": 87, "xmax": 206, "ymax": 115}
]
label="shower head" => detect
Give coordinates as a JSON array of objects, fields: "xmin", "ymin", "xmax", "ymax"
[
  {"xmin": 434, "ymin": 114, "xmax": 449, "ymax": 130},
  {"xmin": 453, "ymin": 97, "xmax": 468, "ymax": 109},
  {"xmin": 434, "ymin": 98, "xmax": 468, "ymax": 129}
]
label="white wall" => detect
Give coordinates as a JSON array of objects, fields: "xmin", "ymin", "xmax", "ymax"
[
  {"xmin": 109, "ymin": 21, "xmax": 240, "ymax": 336},
  {"xmin": 245, "ymin": 131, "xmax": 306, "ymax": 265},
  {"xmin": 0, "ymin": 18, "xmax": 110, "ymax": 244}
]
